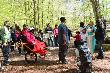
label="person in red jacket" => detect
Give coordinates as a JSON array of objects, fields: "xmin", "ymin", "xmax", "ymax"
[
  {"xmin": 53, "ymin": 24, "xmax": 58, "ymax": 46},
  {"xmin": 74, "ymin": 31, "xmax": 82, "ymax": 49}
]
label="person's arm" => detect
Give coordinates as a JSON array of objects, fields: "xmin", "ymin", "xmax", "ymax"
[{"xmin": 70, "ymin": 31, "xmax": 72, "ymax": 37}]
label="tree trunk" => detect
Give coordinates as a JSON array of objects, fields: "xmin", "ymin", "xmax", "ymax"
[
  {"xmin": 37, "ymin": 0, "xmax": 40, "ymax": 29},
  {"xmin": 42, "ymin": 0, "xmax": 44, "ymax": 29},
  {"xmin": 90, "ymin": 0, "xmax": 101, "ymax": 20},
  {"xmin": 33, "ymin": 0, "xmax": 36, "ymax": 28},
  {"xmin": 24, "ymin": 2, "xmax": 27, "ymax": 24}
]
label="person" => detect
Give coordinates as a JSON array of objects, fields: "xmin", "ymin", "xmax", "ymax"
[
  {"xmin": 15, "ymin": 24, "xmax": 22, "ymax": 54},
  {"xmin": 80, "ymin": 22, "xmax": 85, "ymax": 34},
  {"xmin": 81, "ymin": 28, "xmax": 87, "ymax": 42},
  {"xmin": 45, "ymin": 23, "xmax": 53, "ymax": 33},
  {"xmin": 11, "ymin": 23, "xmax": 22, "ymax": 53},
  {"xmin": 10, "ymin": 26, "xmax": 15, "ymax": 52},
  {"xmin": 68, "ymin": 29, "xmax": 72, "ymax": 42},
  {"xmin": 58, "ymin": 17, "xmax": 69, "ymax": 64},
  {"xmin": 22, "ymin": 24, "xmax": 47, "ymax": 56},
  {"xmin": 73, "ymin": 31, "xmax": 82, "ymax": 49},
  {"xmin": 37, "ymin": 29, "xmax": 44, "ymax": 42},
  {"xmin": 99, "ymin": 18, "xmax": 106, "ymax": 38},
  {"xmin": 45, "ymin": 23, "xmax": 53, "ymax": 46},
  {"xmin": 95, "ymin": 19, "xmax": 105, "ymax": 59},
  {"xmin": 86, "ymin": 21, "xmax": 96, "ymax": 54},
  {"xmin": 1, "ymin": 21, "xmax": 11, "ymax": 66},
  {"xmin": 73, "ymin": 31, "xmax": 82, "ymax": 60},
  {"xmin": 53, "ymin": 24, "xmax": 58, "ymax": 47}
]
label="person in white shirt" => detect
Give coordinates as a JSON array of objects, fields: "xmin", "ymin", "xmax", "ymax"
[{"xmin": 81, "ymin": 28, "xmax": 87, "ymax": 42}]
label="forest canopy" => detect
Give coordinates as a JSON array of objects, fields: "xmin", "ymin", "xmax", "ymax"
[{"xmin": 0, "ymin": 0, "xmax": 110, "ymax": 30}]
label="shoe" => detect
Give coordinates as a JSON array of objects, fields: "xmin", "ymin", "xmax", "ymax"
[
  {"xmin": 57, "ymin": 60, "xmax": 62, "ymax": 64},
  {"xmin": 0, "ymin": 66, "xmax": 5, "ymax": 70},
  {"xmin": 8, "ymin": 59, "xmax": 11, "ymax": 62},
  {"xmin": 62, "ymin": 61, "xmax": 68, "ymax": 64},
  {"xmin": 3, "ymin": 63, "xmax": 10, "ymax": 66}
]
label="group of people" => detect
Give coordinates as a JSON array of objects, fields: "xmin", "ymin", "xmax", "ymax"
[
  {"xmin": 0, "ymin": 16, "xmax": 106, "ymax": 69},
  {"xmin": 58, "ymin": 17, "xmax": 106, "ymax": 64},
  {"xmin": 74, "ymin": 19, "xmax": 106, "ymax": 59},
  {"xmin": 0, "ymin": 21, "xmax": 47, "ymax": 67},
  {"xmin": 44, "ymin": 22, "xmax": 72, "ymax": 47}
]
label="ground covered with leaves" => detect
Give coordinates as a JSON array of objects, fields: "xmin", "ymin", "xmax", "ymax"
[{"xmin": 0, "ymin": 47, "xmax": 110, "ymax": 73}]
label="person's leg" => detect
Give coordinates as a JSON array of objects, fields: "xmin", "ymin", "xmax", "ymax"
[
  {"xmin": 56, "ymin": 36, "xmax": 58, "ymax": 46},
  {"xmin": 62, "ymin": 45, "xmax": 68, "ymax": 63},
  {"xmin": 10, "ymin": 42, "xmax": 14, "ymax": 52},
  {"xmin": 97, "ymin": 40, "xmax": 104, "ymax": 59},
  {"xmin": 18, "ymin": 46, "xmax": 21, "ymax": 54},
  {"xmin": 2, "ymin": 45, "xmax": 10, "ymax": 65},
  {"xmin": 92, "ymin": 36, "xmax": 96, "ymax": 53},
  {"xmin": 54, "ymin": 37, "xmax": 57, "ymax": 47},
  {"xmin": 50, "ymin": 37, "xmax": 53, "ymax": 47},
  {"xmin": 48, "ymin": 38, "xmax": 50, "ymax": 46},
  {"xmin": 51, "ymin": 36, "xmax": 54, "ymax": 47},
  {"xmin": 87, "ymin": 36, "xmax": 93, "ymax": 54},
  {"xmin": 58, "ymin": 45, "xmax": 63, "ymax": 62}
]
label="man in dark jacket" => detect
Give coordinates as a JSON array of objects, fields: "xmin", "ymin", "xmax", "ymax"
[{"xmin": 95, "ymin": 19, "xmax": 105, "ymax": 59}]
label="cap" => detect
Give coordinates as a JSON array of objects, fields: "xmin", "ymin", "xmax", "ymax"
[{"xmin": 60, "ymin": 17, "xmax": 66, "ymax": 22}]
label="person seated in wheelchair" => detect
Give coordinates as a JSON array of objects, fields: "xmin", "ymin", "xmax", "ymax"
[
  {"xmin": 76, "ymin": 29, "xmax": 92, "ymax": 71},
  {"xmin": 21, "ymin": 24, "xmax": 47, "ymax": 56},
  {"xmin": 74, "ymin": 29, "xmax": 92, "ymax": 62},
  {"xmin": 73, "ymin": 29, "xmax": 92, "ymax": 73}
]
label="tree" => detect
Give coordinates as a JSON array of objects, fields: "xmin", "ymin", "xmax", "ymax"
[
  {"xmin": 33, "ymin": 0, "xmax": 36, "ymax": 28},
  {"xmin": 90, "ymin": 0, "xmax": 101, "ymax": 20}
]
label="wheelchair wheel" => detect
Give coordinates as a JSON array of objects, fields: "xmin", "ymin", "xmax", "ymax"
[{"xmin": 25, "ymin": 52, "xmax": 37, "ymax": 63}]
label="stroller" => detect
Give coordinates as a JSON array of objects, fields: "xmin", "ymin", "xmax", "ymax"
[{"xmin": 75, "ymin": 42, "xmax": 92, "ymax": 73}]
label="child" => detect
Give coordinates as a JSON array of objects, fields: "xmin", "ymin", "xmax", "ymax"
[
  {"xmin": 73, "ymin": 31, "xmax": 82, "ymax": 65},
  {"xmin": 74, "ymin": 31, "xmax": 82, "ymax": 49},
  {"xmin": 53, "ymin": 24, "xmax": 58, "ymax": 47}
]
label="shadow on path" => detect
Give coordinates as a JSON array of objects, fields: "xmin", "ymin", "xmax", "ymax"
[{"xmin": 10, "ymin": 60, "xmax": 58, "ymax": 66}]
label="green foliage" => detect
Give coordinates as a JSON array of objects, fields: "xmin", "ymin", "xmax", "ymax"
[{"xmin": 0, "ymin": 0, "xmax": 110, "ymax": 30}]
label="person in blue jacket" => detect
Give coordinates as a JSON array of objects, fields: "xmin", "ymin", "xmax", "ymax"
[{"xmin": 58, "ymin": 17, "xmax": 69, "ymax": 64}]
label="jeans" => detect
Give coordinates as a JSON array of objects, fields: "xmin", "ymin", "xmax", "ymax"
[
  {"xmin": 1, "ymin": 44, "xmax": 10, "ymax": 65},
  {"xmin": 48, "ymin": 37, "xmax": 54, "ymax": 47},
  {"xmin": 54, "ymin": 36, "xmax": 58, "ymax": 47},
  {"xmin": 97, "ymin": 40, "xmax": 104, "ymax": 57},
  {"xmin": 59, "ymin": 44, "xmax": 68, "ymax": 62}
]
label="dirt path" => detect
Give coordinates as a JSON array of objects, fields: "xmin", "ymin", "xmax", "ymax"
[{"xmin": 0, "ymin": 47, "xmax": 110, "ymax": 73}]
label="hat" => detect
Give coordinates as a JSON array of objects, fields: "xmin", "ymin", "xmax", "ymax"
[{"xmin": 60, "ymin": 17, "xmax": 66, "ymax": 22}]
